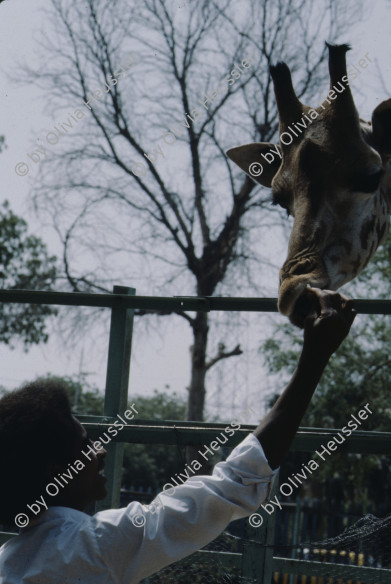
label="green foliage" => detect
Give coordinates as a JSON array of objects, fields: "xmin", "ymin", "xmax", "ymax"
[
  {"xmin": 127, "ymin": 388, "xmax": 187, "ymax": 422},
  {"xmin": 122, "ymin": 389, "xmax": 187, "ymax": 491},
  {"xmin": 263, "ymin": 317, "xmax": 391, "ymax": 431},
  {"xmin": 0, "ymin": 200, "xmax": 57, "ymax": 348}
]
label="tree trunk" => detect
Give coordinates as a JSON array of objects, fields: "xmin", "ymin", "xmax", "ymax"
[
  {"xmin": 187, "ymin": 311, "xmax": 209, "ymax": 421},
  {"xmin": 186, "ymin": 311, "xmax": 214, "ymax": 469}
]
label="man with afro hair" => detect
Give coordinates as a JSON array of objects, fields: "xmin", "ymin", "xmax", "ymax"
[{"xmin": 0, "ymin": 289, "xmax": 356, "ymax": 583}]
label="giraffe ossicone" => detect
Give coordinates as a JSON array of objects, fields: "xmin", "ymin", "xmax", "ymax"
[{"xmin": 227, "ymin": 43, "xmax": 391, "ymax": 327}]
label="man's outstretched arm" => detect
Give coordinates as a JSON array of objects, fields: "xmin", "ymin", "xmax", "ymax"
[{"xmin": 254, "ymin": 288, "xmax": 357, "ymax": 469}]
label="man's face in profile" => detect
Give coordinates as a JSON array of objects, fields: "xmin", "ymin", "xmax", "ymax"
[{"xmin": 51, "ymin": 417, "xmax": 108, "ymax": 511}]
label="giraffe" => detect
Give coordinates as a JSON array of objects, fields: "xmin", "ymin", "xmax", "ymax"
[{"xmin": 226, "ymin": 43, "xmax": 391, "ymax": 327}]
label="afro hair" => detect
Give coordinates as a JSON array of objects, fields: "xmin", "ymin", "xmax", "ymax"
[{"xmin": 0, "ymin": 378, "xmax": 78, "ymax": 525}]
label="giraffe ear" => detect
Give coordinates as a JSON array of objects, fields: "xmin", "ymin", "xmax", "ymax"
[
  {"xmin": 226, "ymin": 142, "xmax": 282, "ymax": 187},
  {"xmin": 371, "ymin": 99, "xmax": 391, "ymax": 154}
]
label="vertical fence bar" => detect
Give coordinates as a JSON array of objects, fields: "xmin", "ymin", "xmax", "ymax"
[
  {"xmin": 95, "ymin": 285, "xmax": 135, "ymax": 511},
  {"xmin": 241, "ymin": 470, "xmax": 280, "ymax": 582},
  {"xmin": 261, "ymin": 472, "xmax": 280, "ymax": 582},
  {"xmin": 289, "ymin": 497, "xmax": 301, "ymax": 584}
]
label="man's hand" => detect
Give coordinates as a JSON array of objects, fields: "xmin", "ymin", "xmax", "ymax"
[{"xmin": 303, "ymin": 288, "xmax": 357, "ymax": 359}]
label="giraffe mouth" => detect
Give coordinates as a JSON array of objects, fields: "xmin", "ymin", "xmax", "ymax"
[
  {"xmin": 278, "ymin": 274, "xmax": 330, "ymax": 328},
  {"xmin": 289, "ymin": 287, "xmax": 323, "ymax": 328}
]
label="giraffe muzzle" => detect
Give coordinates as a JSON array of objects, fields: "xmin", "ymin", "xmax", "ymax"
[{"xmin": 278, "ymin": 270, "xmax": 330, "ymax": 328}]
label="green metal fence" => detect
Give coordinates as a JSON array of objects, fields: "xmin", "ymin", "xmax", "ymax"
[{"xmin": 0, "ymin": 287, "xmax": 391, "ymax": 583}]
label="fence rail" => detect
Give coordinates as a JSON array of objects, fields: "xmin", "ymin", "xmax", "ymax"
[
  {"xmin": 0, "ymin": 288, "xmax": 391, "ymax": 314},
  {"xmin": 77, "ymin": 416, "xmax": 391, "ymax": 453}
]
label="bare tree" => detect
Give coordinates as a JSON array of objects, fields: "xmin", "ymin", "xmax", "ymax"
[{"xmin": 18, "ymin": 0, "xmax": 360, "ymax": 423}]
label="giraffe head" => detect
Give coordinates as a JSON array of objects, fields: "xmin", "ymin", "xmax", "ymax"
[{"xmin": 227, "ymin": 43, "xmax": 391, "ymax": 327}]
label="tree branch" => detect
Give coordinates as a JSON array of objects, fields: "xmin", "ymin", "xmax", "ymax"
[{"xmin": 205, "ymin": 342, "xmax": 243, "ymax": 371}]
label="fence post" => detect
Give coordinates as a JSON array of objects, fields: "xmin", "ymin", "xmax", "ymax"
[
  {"xmin": 289, "ymin": 497, "xmax": 301, "ymax": 584},
  {"xmin": 240, "ymin": 470, "xmax": 280, "ymax": 583},
  {"xmin": 95, "ymin": 285, "xmax": 135, "ymax": 511}
]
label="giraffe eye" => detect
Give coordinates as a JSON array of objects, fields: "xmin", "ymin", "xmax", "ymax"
[{"xmin": 352, "ymin": 167, "xmax": 383, "ymax": 193}]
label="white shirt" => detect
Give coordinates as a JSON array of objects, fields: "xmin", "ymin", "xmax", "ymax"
[{"xmin": 0, "ymin": 434, "xmax": 277, "ymax": 584}]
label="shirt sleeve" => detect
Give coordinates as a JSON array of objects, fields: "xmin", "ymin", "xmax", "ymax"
[{"xmin": 93, "ymin": 433, "xmax": 277, "ymax": 584}]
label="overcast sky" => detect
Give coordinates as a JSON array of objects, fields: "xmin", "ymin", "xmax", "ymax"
[{"xmin": 0, "ymin": 0, "xmax": 390, "ymax": 421}]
